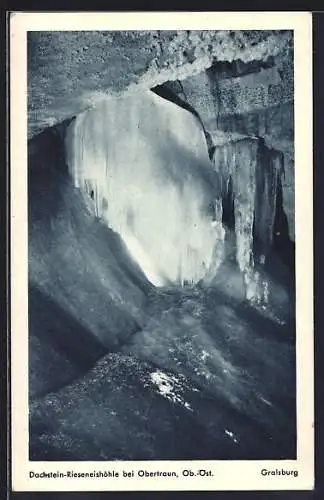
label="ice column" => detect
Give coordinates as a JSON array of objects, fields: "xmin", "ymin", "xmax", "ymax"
[{"xmin": 213, "ymin": 137, "xmax": 284, "ymax": 303}]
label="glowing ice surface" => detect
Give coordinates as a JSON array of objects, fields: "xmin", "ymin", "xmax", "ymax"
[{"xmin": 65, "ymin": 91, "xmax": 224, "ymax": 286}]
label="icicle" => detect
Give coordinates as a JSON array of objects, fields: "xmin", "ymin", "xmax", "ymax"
[
  {"xmin": 203, "ymin": 197, "xmax": 225, "ymax": 284},
  {"xmin": 65, "ymin": 91, "xmax": 225, "ymax": 287},
  {"xmin": 212, "ymin": 137, "xmax": 283, "ymax": 303},
  {"xmin": 213, "ymin": 138, "xmax": 258, "ymax": 278}
]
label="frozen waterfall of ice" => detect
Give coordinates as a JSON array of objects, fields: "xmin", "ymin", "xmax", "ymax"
[{"xmin": 65, "ymin": 91, "xmax": 225, "ymax": 287}]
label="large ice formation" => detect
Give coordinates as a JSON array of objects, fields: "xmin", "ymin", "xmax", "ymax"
[
  {"xmin": 65, "ymin": 91, "xmax": 224, "ymax": 287},
  {"xmin": 65, "ymin": 89, "xmax": 283, "ymax": 298},
  {"xmin": 213, "ymin": 137, "xmax": 284, "ymax": 302}
]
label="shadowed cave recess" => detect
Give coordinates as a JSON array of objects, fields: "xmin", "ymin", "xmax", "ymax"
[{"xmin": 28, "ymin": 30, "xmax": 296, "ymax": 461}]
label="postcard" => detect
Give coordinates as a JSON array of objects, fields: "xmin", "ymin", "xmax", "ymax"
[{"xmin": 10, "ymin": 11, "xmax": 314, "ymax": 492}]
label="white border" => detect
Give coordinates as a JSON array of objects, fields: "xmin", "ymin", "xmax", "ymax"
[{"xmin": 10, "ymin": 12, "xmax": 314, "ymax": 492}]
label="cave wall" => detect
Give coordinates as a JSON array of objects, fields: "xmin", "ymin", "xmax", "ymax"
[
  {"xmin": 213, "ymin": 54, "xmax": 294, "ymax": 243},
  {"xmin": 28, "ymin": 30, "xmax": 292, "ymax": 138},
  {"xmin": 158, "ymin": 44, "xmax": 294, "ymax": 242}
]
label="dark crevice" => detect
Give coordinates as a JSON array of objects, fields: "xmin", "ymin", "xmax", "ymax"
[
  {"xmin": 208, "ymin": 55, "xmax": 276, "ymax": 80},
  {"xmin": 221, "ymin": 176, "xmax": 235, "ymax": 231},
  {"xmin": 272, "ymin": 175, "xmax": 295, "ymax": 278},
  {"xmin": 28, "ymin": 117, "xmax": 75, "ymax": 177}
]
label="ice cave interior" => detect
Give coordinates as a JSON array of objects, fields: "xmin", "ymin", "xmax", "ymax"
[{"xmin": 27, "ymin": 30, "xmax": 296, "ymax": 461}]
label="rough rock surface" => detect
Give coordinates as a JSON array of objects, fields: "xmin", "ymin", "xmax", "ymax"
[
  {"xmin": 28, "ymin": 30, "xmax": 292, "ymax": 138},
  {"xmin": 30, "ymin": 330, "xmax": 295, "ymax": 461}
]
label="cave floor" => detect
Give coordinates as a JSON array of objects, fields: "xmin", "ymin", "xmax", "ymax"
[{"xmin": 29, "ymin": 260, "xmax": 296, "ymax": 462}]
